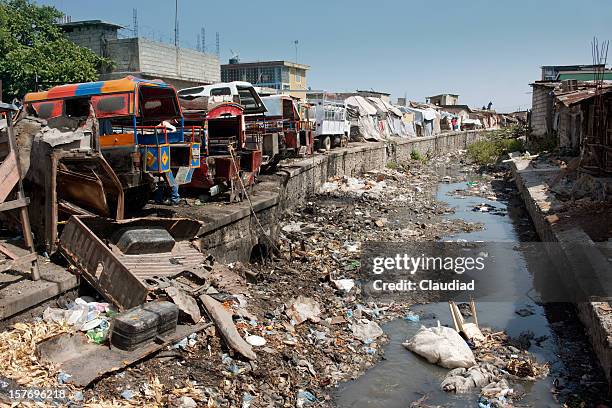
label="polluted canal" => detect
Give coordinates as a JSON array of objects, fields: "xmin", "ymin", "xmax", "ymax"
[{"xmin": 334, "ymin": 156, "xmax": 609, "ymax": 407}]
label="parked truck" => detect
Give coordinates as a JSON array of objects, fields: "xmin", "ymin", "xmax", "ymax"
[
  {"xmin": 245, "ymin": 95, "xmax": 314, "ymax": 169},
  {"xmin": 307, "ymin": 100, "xmax": 349, "ymax": 150},
  {"xmin": 179, "ymin": 96, "xmax": 261, "ymax": 202}
]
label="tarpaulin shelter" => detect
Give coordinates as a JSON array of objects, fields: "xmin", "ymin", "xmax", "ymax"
[
  {"xmin": 398, "ymin": 109, "xmax": 417, "ymax": 137},
  {"xmin": 402, "ymin": 106, "xmax": 438, "ymax": 137},
  {"xmin": 345, "ymin": 96, "xmax": 382, "ymax": 141},
  {"xmin": 365, "ymin": 97, "xmax": 391, "ymax": 139},
  {"xmin": 378, "ymin": 98, "xmax": 411, "ymax": 138}
]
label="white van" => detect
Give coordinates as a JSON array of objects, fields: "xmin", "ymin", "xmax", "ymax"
[
  {"xmin": 308, "ymin": 100, "xmax": 349, "ymax": 150},
  {"xmin": 178, "ymin": 81, "xmax": 267, "ymax": 116}
]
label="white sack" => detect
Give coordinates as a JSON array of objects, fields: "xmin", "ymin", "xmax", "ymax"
[{"xmin": 403, "ymin": 324, "xmax": 476, "ymax": 368}]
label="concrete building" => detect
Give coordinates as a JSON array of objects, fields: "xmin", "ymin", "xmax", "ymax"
[
  {"xmin": 306, "ymin": 90, "xmax": 390, "ymax": 103},
  {"xmin": 427, "ymin": 94, "xmax": 459, "ymax": 106},
  {"xmin": 540, "ymin": 64, "xmax": 606, "ymax": 81},
  {"xmin": 355, "ymin": 90, "xmax": 391, "ymax": 102},
  {"xmin": 221, "ymin": 60, "xmax": 309, "ymax": 100},
  {"xmin": 60, "ymin": 20, "xmax": 220, "ymax": 89}
]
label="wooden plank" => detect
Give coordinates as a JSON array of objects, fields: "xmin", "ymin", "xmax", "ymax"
[
  {"xmin": 0, "ymin": 151, "xmax": 18, "ymax": 203},
  {"xmin": 0, "ymin": 197, "xmax": 28, "ymax": 212},
  {"xmin": 0, "ymin": 252, "xmax": 38, "ymax": 272},
  {"xmin": 0, "ymin": 242, "xmax": 17, "ymax": 259},
  {"xmin": 200, "ymin": 294, "xmax": 256, "ymax": 360}
]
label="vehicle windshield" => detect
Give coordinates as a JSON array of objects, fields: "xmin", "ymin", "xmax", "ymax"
[
  {"xmin": 177, "ymin": 87, "xmax": 204, "ymax": 98},
  {"xmin": 237, "ymin": 86, "xmax": 266, "ymax": 114}
]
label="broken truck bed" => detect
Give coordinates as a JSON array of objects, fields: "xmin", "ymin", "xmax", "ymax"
[{"xmin": 59, "ymin": 215, "xmax": 204, "ymax": 310}]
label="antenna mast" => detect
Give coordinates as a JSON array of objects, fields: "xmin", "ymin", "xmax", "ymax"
[
  {"xmin": 201, "ymin": 28, "xmax": 206, "ymax": 53},
  {"xmin": 132, "ymin": 8, "xmax": 138, "ymax": 37},
  {"xmin": 216, "ymin": 32, "xmax": 220, "ymax": 57},
  {"xmin": 174, "ymin": 0, "xmax": 179, "ymax": 47}
]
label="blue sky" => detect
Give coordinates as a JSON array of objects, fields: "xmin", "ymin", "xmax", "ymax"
[{"xmin": 41, "ymin": 0, "xmax": 612, "ymax": 112}]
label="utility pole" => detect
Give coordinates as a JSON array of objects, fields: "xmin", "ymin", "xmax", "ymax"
[
  {"xmin": 294, "ymin": 40, "xmax": 299, "ymax": 63},
  {"xmin": 174, "ymin": 0, "xmax": 179, "ymax": 47},
  {"xmin": 216, "ymin": 32, "xmax": 220, "ymax": 57}
]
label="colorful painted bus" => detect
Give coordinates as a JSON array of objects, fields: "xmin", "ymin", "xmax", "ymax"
[{"xmin": 24, "ymin": 76, "xmax": 203, "ymax": 207}]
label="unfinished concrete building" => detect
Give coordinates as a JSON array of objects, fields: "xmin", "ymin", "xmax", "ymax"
[{"xmin": 60, "ymin": 20, "xmax": 221, "ymax": 89}]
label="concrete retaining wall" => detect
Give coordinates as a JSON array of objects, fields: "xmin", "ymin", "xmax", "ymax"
[{"xmin": 510, "ymin": 155, "xmax": 612, "ymax": 388}]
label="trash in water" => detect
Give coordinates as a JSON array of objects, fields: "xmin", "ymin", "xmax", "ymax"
[
  {"xmin": 404, "ymin": 311, "xmax": 420, "ymax": 322},
  {"xmin": 506, "ymin": 357, "xmax": 548, "ymax": 379},
  {"xmin": 515, "ymin": 308, "xmax": 535, "ymax": 317},
  {"xmin": 403, "ymin": 322, "xmax": 476, "ymax": 369},
  {"xmin": 441, "ymin": 363, "xmax": 501, "ymax": 393}
]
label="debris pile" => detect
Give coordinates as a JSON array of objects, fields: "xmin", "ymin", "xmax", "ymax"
[
  {"xmin": 404, "ymin": 302, "xmax": 549, "ymax": 407},
  {"xmin": 0, "ymin": 152, "xmax": 560, "ymax": 407}
]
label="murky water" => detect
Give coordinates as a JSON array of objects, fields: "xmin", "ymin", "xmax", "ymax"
[{"xmin": 335, "ymin": 172, "xmax": 576, "ymax": 407}]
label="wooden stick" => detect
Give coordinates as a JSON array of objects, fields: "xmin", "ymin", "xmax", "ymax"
[
  {"xmin": 470, "ymin": 298, "xmax": 479, "ymax": 328},
  {"xmin": 449, "ymin": 301, "xmax": 460, "ymax": 332}
]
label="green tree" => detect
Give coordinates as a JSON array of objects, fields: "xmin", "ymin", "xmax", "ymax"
[{"xmin": 0, "ymin": 0, "xmax": 112, "ymax": 100}]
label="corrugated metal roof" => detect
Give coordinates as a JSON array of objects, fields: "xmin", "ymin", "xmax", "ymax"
[{"xmin": 555, "ymin": 86, "xmax": 612, "ymax": 106}]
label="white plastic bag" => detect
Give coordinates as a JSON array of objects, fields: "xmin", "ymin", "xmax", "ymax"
[{"xmin": 403, "ymin": 322, "xmax": 476, "ymax": 368}]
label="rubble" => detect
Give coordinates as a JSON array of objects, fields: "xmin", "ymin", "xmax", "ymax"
[
  {"xmin": 165, "ymin": 286, "xmax": 201, "ymax": 324},
  {"xmin": 351, "ymin": 319, "xmax": 383, "ymax": 343}
]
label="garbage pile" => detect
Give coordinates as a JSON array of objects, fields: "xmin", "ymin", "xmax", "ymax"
[
  {"xmin": 0, "ymin": 154, "xmax": 487, "ymax": 406},
  {"xmin": 404, "ymin": 320, "xmax": 549, "ymax": 407},
  {"xmin": 43, "ymin": 297, "xmax": 116, "ymax": 344}
]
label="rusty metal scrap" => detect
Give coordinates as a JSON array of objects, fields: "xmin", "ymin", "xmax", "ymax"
[{"xmin": 59, "ymin": 215, "xmax": 204, "ymax": 310}]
